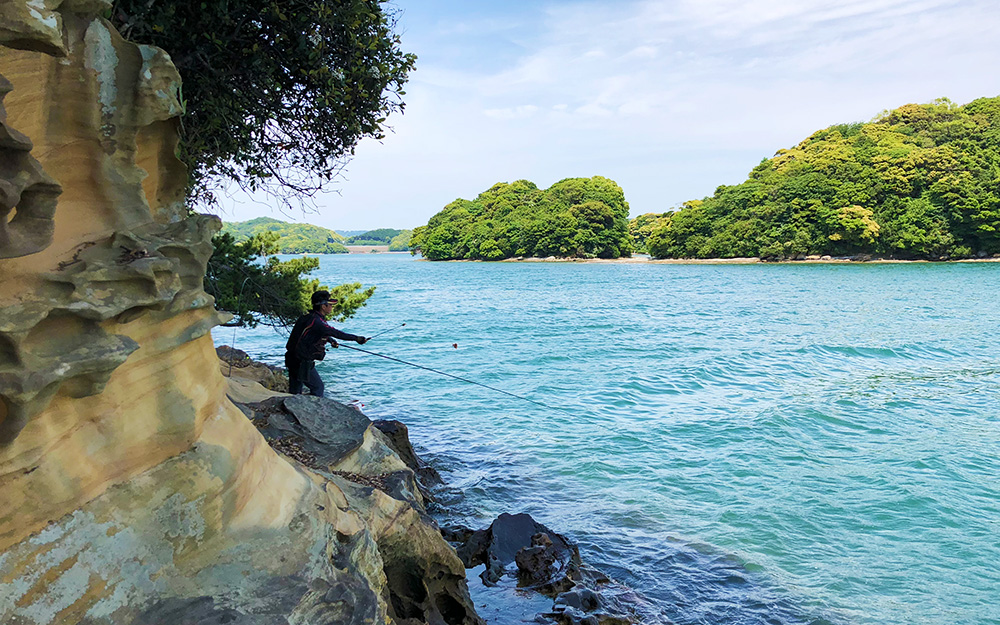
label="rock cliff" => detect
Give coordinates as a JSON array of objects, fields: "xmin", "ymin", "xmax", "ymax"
[{"xmin": 0, "ymin": 3, "xmax": 480, "ymax": 623}]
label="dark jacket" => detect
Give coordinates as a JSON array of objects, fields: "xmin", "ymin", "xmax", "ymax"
[{"xmin": 285, "ymin": 310, "xmax": 363, "ymax": 362}]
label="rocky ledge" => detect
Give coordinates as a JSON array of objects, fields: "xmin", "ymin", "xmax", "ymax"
[
  {"xmin": 222, "ymin": 349, "xmax": 647, "ymax": 625},
  {"xmin": 222, "ymin": 363, "xmax": 478, "ymax": 625}
]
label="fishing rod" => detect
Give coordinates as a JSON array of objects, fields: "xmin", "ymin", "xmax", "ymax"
[
  {"xmin": 335, "ymin": 343, "xmax": 572, "ymax": 414},
  {"xmin": 367, "ymin": 322, "xmax": 406, "ymax": 340}
]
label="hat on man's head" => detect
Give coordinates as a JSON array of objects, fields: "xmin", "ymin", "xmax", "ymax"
[{"xmin": 311, "ymin": 290, "xmax": 338, "ymax": 307}]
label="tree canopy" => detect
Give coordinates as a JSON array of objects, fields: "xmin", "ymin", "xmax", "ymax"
[
  {"xmin": 644, "ymin": 97, "xmax": 1000, "ymax": 260},
  {"xmin": 110, "ymin": 0, "xmax": 416, "ymax": 207},
  {"xmin": 387, "ymin": 229, "xmax": 412, "ymax": 251},
  {"xmin": 346, "ymin": 228, "xmax": 403, "ymax": 244},
  {"xmin": 411, "ymin": 177, "xmax": 633, "ymax": 260}
]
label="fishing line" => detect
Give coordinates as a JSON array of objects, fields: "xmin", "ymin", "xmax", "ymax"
[
  {"xmin": 336, "ymin": 343, "xmax": 573, "ymax": 414},
  {"xmin": 368, "ymin": 322, "xmax": 406, "ymax": 340}
]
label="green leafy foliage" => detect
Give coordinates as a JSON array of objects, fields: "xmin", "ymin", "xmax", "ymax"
[
  {"xmin": 221, "ymin": 217, "xmax": 348, "ymax": 254},
  {"xmin": 205, "ymin": 231, "xmax": 374, "ymax": 328},
  {"xmin": 410, "ymin": 177, "xmax": 633, "ymax": 260},
  {"xmin": 346, "ymin": 228, "xmax": 402, "ymax": 244},
  {"xmin": 387, "ymin": 229, "xmax": 412, "ymax": 251},
  {"xmin": 110, "ymin": 0, "xmax": 416, "ymax": 208},
  {"xmin": 629, "ymin": 213, "xmax": 670, "ymax": 254},
  {"xmin": 643, "ymin": 97, "xmax": 1000, "ymax": 260}
]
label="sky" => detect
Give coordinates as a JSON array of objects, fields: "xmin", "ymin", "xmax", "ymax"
[{"xmin": 214, "ymin": 0, "xmax": 1000, "ymax": 232}]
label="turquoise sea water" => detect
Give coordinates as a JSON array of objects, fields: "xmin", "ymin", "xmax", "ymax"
[{"xmin": 221, "ymin": 254, "xmax": 1000, "ymax": 625}]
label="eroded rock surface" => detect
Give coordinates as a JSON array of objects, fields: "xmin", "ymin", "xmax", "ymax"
[
  {"xmin": 227, "ymin": 383, "xmax": 479, "ymax": 625},
  {"xmin": 217, "ymin": 344, "xmax": 289, "ymax": 392},
  {"xmin": 0, "ymin": 4, "xmax": 482, "ymax": 624}
]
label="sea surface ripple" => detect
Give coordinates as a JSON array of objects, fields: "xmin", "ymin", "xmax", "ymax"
[{"xmin": 224, "ymin": 255, "xmax": 1000, "ymax": 625}]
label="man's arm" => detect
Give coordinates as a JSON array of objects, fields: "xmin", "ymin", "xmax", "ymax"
[{"xmin": 317, "ymin": 320, "xmax": 367, "ymax": 344}]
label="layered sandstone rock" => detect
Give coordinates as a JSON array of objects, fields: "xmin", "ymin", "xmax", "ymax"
[{"xmin": 0, "ymin": 4, "xmax": 480, "ymax": 624}]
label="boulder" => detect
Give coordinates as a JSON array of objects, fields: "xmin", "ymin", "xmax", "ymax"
[
  {"xmin": 218, "ymin": 344, "xmax": 289, "ymax": 392},
  {"xmin": 517, "ymin": 532, "xmax": 576, "ymax": 594},
  {"xmin": 374, "ymin": 418, "xmax": 444, "ymax": 498},
  {"xmin": 455, "ymin": 513, "xmax": 580, "ymax": 591},
  {"xmin": 450, "ymin": 514, "xmax": 643, "ymax": 624}
]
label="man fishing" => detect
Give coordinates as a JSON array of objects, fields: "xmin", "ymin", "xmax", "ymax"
[{"xmin": 285, "ymin": 290, "xmax": 368, "ymax": 397}]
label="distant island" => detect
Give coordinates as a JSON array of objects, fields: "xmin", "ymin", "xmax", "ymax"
[
  {"xmin": 638, "ymin": 96, "xmax": 1000, "ymax": 261},
  {"xmin": 410, "ymin": 176, "xmax": 632, "ymax": 260},
  {"xmin": 221, "ymin": 217, "xmax": 412, "ymax": 253},
  {"xmin": 345, "ymin": 228, "xmax": 413, "ymax": 251},
  {"xmin": 230, "ymin": 97, "xmax": 1000, "ymax": 263}
]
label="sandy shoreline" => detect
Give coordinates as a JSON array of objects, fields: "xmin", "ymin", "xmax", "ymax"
[{"xmin": 343, "ymin": 246, "xmax": 418, "ymax": 254}]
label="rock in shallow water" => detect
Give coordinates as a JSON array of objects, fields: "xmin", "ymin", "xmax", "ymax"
[
  {"xmin": 450, "ymin": 513, "xmax": 642, "ymax": 624},
  {"xmin": 453, "ymin": 512, "xmax": 580, "ymax": 591}
]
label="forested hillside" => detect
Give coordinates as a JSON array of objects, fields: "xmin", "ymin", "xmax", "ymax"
[
  {"xmin": 221, "ymin": 217, "xmax": 348, "ymax": 254},
  {"xmin": 411, "ymin": 176, "xmax": 632, "ymax": 260},
  {"xmin": 346, "ymin": 228, "xmax": 403, "ymax": 244},
  {"xmin": 388, "ymin": 230, "xmax": 412, "ymax": 251},
  {"xmin": 644, "ymin": 97, "xmax": 1000, "ymax": 260}
]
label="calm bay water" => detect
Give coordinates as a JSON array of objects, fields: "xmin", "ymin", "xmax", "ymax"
[{"xmin": 221, "ymin": 254, "xmax": 1000, "ymax": 625}]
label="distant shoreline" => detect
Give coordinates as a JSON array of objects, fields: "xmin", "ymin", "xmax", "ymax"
[
  {"xmin": 344, "ymin": 245, "xmax": 391, "ymax": 253},
  {"xmin": 428, "ymin": 255, "xmax": 1000, "ymax": 264}
]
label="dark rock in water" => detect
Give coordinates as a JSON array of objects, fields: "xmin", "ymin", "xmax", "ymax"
[
  {"xmin": 373, "ymin": 420, "xmax": 420, "ymax": 470},
  {"xmin": 554, "ymin": 588, "xmax": 601, "ymax": 612},
  {"xmin": 441, "ymin": 524, "xmax": 475, "ymax": 545},
  {"xmin": 454, "ymin": 513, "xmax": 580, "ymax": 592},
  {"xmin": 546, "ymin": 584, "xmax": 635, "ymax": 625},
  {"xmin": 516, "ymin": 533, "xmax": 557, "ymax": 582},
  {"xmin": 454, "ymin": 514, "xmax": 642, "ymax": 624},
  {"xmin": 516, "ymin": 532, "xmax": 577, "ymax": 595}
]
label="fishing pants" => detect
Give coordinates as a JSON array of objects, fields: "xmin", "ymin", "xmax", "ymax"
[{"xmin": 285, "ymin": 354, "xmax": 325, "ymax": 398}]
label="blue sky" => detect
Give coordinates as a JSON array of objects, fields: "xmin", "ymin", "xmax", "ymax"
[{"xmin": 216, "ymin": 0, "xmax": 1000, "ymax": 231}]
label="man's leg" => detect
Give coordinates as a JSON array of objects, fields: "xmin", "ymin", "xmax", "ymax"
[
  {"xmin": 305, "ymin": 365, "xmax": 325, "ymax": 398},
  {"xmin": 285, "ymin": 354, "xmax": 302, "ymax": 394}
]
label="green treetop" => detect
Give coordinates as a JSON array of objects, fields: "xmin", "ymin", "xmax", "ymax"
[
  {"xmin": 411, "ymin": 177, "xmax": 633, "ymax": 260},
  {"xmin": 643, "ymin": 96, "xmax": 1000, "ymax": 260},
  {"xmin": 206, "ymin": 231, "xmax": 373, "ymax": 328},
  {"xmin": 110, "ymin": 0, "xmax": 416, "ymax": 209},
  {"xmin": 346, "ymin": 228, "xmax": 403, "ymax": 244}
]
